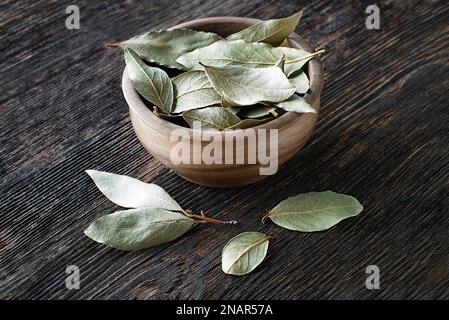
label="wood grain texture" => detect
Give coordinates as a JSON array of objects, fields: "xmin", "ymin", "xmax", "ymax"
[{"xmin": 0, "ymin": 0, "xmax": 448, "ymax": 299}]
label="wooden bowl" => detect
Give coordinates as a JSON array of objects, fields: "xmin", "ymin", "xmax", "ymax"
[{"xmin": 122, "ymin": 17, "xmax": 324, "ymax": 188}]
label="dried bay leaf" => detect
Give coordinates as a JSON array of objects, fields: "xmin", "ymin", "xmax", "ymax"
[
  {"xmin": 84, "ymin": 208, "xmax": 195, "ymax": 251},
  {"xmin": 172, "ymin": 70, "xmax": 221, "ymax": 113},
  {"xmin": 227, "ymin": 11, "xmax": 303, "ymax": 46},
  {"xmin": 273, "ymin": 94, "xmax": 316, "ymax": 113},
  {"xmin": 263, "ymin": 191, "xmax": 363, "ymax": 232},
  {"xmin": 112, "ymin": 28, "xmax": 222, "ymax": 69},
  {"xmin": 177, "ymin": 39, "xmax": 322, "ymax": 76},
  {"xmin": 124, "ymin": 49, "xmax": 173, "ymax": 113},
  {"xmin": 289, "ymin": 71, "xmax": 310, "ymax": 94},
  {"xmin": 183, "ymin": 106, "xmax": 241, "ymax": 131},
  {"xmin": 222, "ymin": 232, "xmax": 270, "ymax": 276},
  {"xmin": 86, "ymin": 170, "xmax": 182, "ymax": 211},
  {"xmin": 202, "ymin": 64, "xmax": 295, "ymax": 106}
]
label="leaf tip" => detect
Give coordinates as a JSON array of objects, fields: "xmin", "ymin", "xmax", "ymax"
[
  {"xmin": 85, "ymin": 169, "xmax": 95, "ymax": 177},
  {"xmin": 83, "ymin": 226, "xmax": 93, "ymax": 239}
]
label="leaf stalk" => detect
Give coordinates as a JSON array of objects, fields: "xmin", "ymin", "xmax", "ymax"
[{"xmin": 183, "ymin": 209, "xmax": 238, "ymax": 225}]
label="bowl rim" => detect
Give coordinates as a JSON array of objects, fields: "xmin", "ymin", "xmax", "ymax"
[{"xmin": 122, "ymin": 16, "xmax": 324, "ymax": 133}]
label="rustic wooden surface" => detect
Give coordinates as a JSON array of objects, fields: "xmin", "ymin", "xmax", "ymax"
[{"xmin": 1, "ymin": 0, "xmax": 448, "ymax": 300}]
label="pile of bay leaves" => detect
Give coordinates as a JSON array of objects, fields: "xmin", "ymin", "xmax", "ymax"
[{"xmin": 109, "ymin": 11, "xmax": 323, "ymax": 130}]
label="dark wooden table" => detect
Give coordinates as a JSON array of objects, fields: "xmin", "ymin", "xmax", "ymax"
[{"xmin": 1, "ymin": 0, "xmax": 448, "ymax": 300}]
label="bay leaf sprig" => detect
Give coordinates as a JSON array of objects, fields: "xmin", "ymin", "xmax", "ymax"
[
  {"xmin": 110, "ymin": 12, "xmax": 324, "ymax": 130},
  {"xmin": 85, "ymin": 170, "xmax": 237, "ymax": 251}
]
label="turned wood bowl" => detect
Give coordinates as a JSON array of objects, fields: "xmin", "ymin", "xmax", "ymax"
[{"xmin": 122, "ymin": 17, "xmax": 324, "ymax": 188}]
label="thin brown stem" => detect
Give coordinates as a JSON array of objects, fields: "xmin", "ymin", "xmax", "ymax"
[
  {"xmin": 106, "ymin": 43, "xmax": 120, "ymax": 48},
  {"xmin": 182, "ymin": 209, "xmax": 238, "ymax": 225}
]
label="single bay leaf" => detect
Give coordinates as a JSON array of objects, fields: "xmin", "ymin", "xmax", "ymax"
[
  {"xmin": 222, "ymin": 232, "xmax": 270, "ymax": 276},
  {"xmin": 183, "ymin": 106, "xmax": 241, "ymax": 131},
  {"xmin": 172, "ymin": 70, "xmax": 221, "ymax": 113},
  {"xmin": 226, "ymin": 11, "xmax": 303, "ymax": 46},
  {"xmin": 263, "ymin": 191, "xmax": 363, "ymax": 232},
  {"xmin": 84, "ymin": 208, "xmax": 194, "ymax": 251},
  {"xmin": 177, "ymin": 39, "xmax": 322, "ymax": 76},
  {"xmin": 125, "ymin": 49, "xmax": 173, "ymax": 113},
  {"xmin": 86, "ymin": 170, "xmax": 182, "ymax": 211},
  {"xmin": 289, "ymin": 71, "xmax": 309, "ymax": 94},
  {"xmin": 238, "ymin": 104, "xmax": 278, "ymax": 119},
  {"xmin": 274, "ymin": 94, "xmax": 316, "ymax": 113},
  {"xmin": 113, "ymin": 28, "xmax": 222, "ymax": 69},
  {"xmin": 225, "ymin": 117, "xmax": 272, "ymax": 130},
  {"xmin": 203, "ymin": 64, "xmax": 295, "ymax": 106}
]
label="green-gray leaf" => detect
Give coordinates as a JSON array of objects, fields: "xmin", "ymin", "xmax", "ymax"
[
  {"xmin": 222, "ymin": 232, "xmax": 269, "ymax": 276},
  {"xmin": 203, "ymin": 64, "xmax": 295, "ymax": 106},
  {"xmin": 124, "ymin": 49, "xmax": 173, "ymax": 113},
  {"xmin": 227, "ymin": 11, "xmax": 303, "ymax": 46},
  {"xmin": 177, "ymin": 39, "xmax": 320, "ymax": 76},
  {"xmin": 86, "ymin": 170, "xmax": 182, "ymax": 211},
  {"xmin": 274, "ymin": 94, "xmax": 315, "ymax": 113},
  {"xmin": 172, "ymin": 71, "xmax": 221, "ymax": 113},
  {"xmin": 263, "ymin": 191, "xmax": 363, "ymax": 232},
  {"xmin": 116, "ymin": 28, "xmax": 222, "ymax": 69},
  {"xmin": 289, "ymin": 71, "xmax": 309, "ymax": 94},
  {"xmin": 84, "ymin": 208, "xmax": 194, "ymax": 250},
  {"xmin": 183, "ymin": 106, "xmax": 241, "ymax": 131}
]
